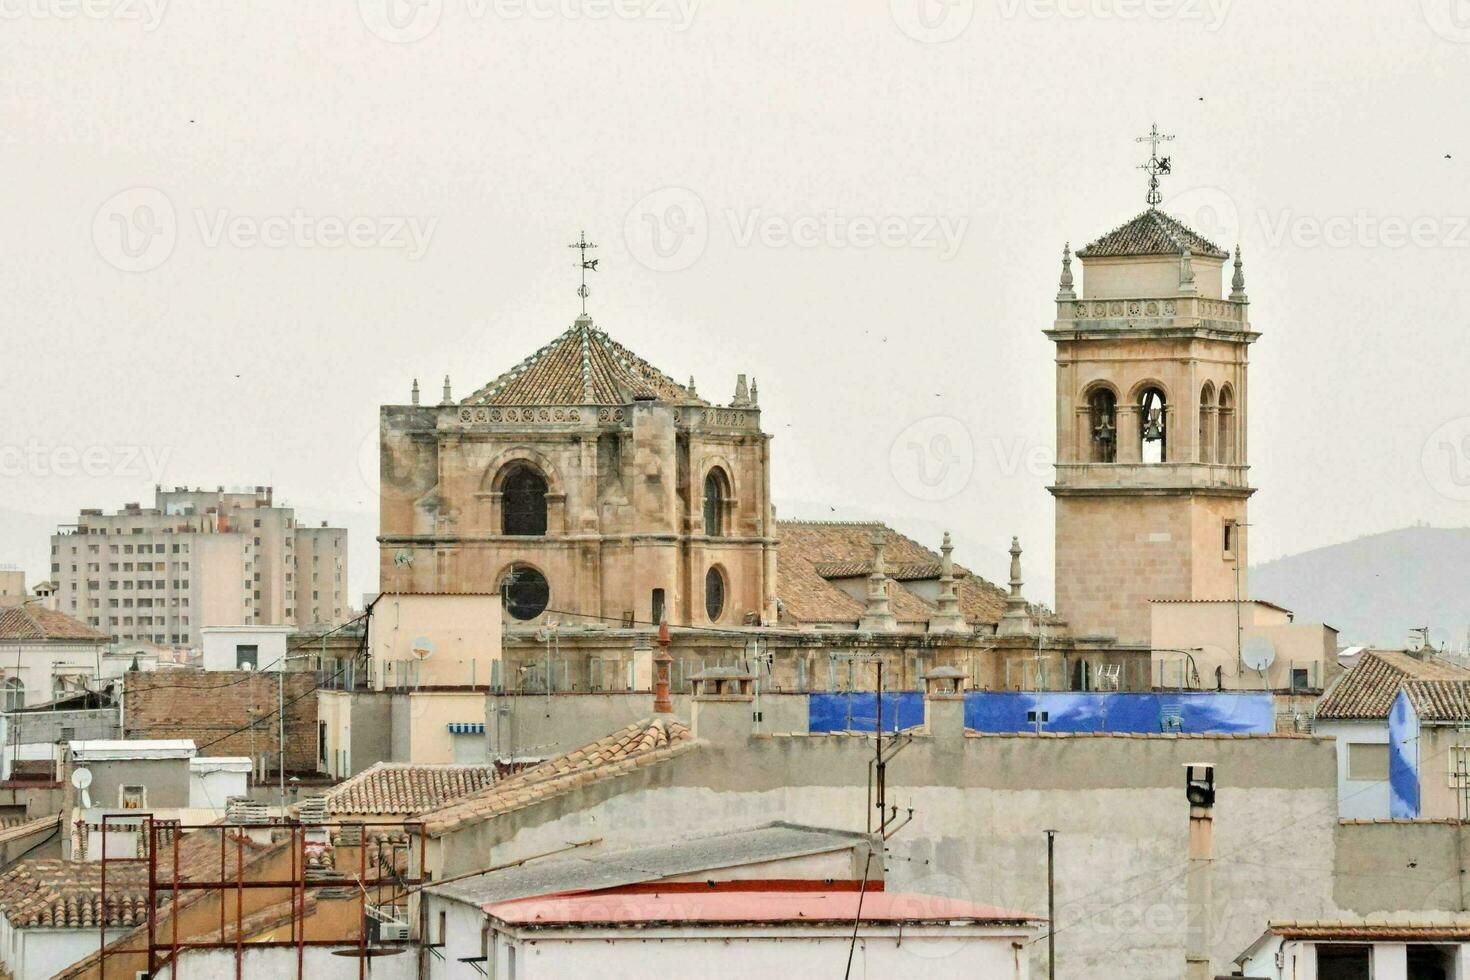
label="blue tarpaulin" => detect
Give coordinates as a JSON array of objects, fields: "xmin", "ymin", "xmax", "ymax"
[
  {"xmin": 808, "ymin": 692, "xmax": 925, "ymax": 733},
  {"xmin": 807, "ymin": 691, "xmax": 1275, "ymax": 734},
  {"xmin": 1389, "ymin": 689, "xmax": 1421, "ymax": 819},
  {"xmin": 965, "ymin": 692, "xmax": 1275, "ymax": 734}
]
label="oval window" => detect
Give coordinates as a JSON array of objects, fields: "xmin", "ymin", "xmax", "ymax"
[
  {"xmin": 704, "ymin": 566, "xmax": 725, "ymax": 622},
  {"xmin": 501, "ymin": 565, "xmax": 550, "ymax": 621}
]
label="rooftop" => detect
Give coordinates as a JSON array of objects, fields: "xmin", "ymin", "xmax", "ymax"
[
  {"xmin": 431, "ymin": 822, "xmax": 874, "ymax": 907},
  {"xmin": 460, "ymin": 314, "xmax": 703, "ymax": 407},
  {"xmin": 322, "ymin": 761, "xmax": 498, "ymax": 815},
  {"xmin": 776, "ymin": 521, "xmax": 1007, "ymax": 628},
  {"xmin": 1315, "ymin": 650, "xmax": 1470, "ymax": 720},
  {"xmin": 0, "ymin": 859, "xmax": 150, "ymax": 929},
  {"xmin": 1403, "ymin": 679, "xmax": 1470, "ymax": 723},
  {"xmin": 419, "ymin": 718, "xmax": 694, "ymax": 837},
  {"xmin": 1076, "ymin": 207, "xmax": 1230, "ymax": 260},
  {"xmin": 485, "ymin": 882, "xmax": 1041, "ymax": 928},
  {"xmin": 0, "ymin": 602, "xmax": 107, "ymax": 643},
  {"xmin": 72, "ymin": 739, "xmax": 197, "ymax": 761}
]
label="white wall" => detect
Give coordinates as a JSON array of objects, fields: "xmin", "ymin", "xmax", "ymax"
[
  {"xmin": 200, "ymin": 626, "xmax": 290, "ymax": 671},
  {"xmin": 156, "ymin": 944, "xmax": 417, "ymax": 980},
  {"xmin": 483, "ymin": 926, "xmax": 1030, "ymax": 979},
  {"xmin": 1317, "ymin": 720, "xmax": 1390, "ymax": 819},
  {"xmin": 0, "ymin": 925, "xmax": 128, "ymax": 980}
]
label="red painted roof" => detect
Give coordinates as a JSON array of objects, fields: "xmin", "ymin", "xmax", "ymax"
[{"xmin": 484, "ymin": 884, "xmax": 1040, "ymax": 927}]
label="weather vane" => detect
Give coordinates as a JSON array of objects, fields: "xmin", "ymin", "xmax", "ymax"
[
  {"xmin": 1135, "ymin": 123, "xmax": 1175, "ymax": 208},
  {"xmin": 568, "ymin": 230, "xmax": 598, "ymax": 315}
]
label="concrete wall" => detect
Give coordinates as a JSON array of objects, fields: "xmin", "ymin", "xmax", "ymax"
[
  {"xmin": 318, "ymin": 690, "xmax": 392, "ymax": 778},
  {"xmin": 429, "ymin": 730, "xmax": 1338, "ymax": 980},
  {"xmin": 484, "ymin": 692, "xmax": 808, "ymax": 758},
  {"xmin": 1333, "ymin": 820, "xmax": 1470, "ymax": 914},
  {"xmin": 369, "ymin": 593, "xmax": 501, "ymax": 690},
  {"xmin": 1421, "ymin": 725, "xmax": 1470, "ymax": 821},
  {"xmin": 0, "ymin": 924, "xmax": 127, "ymax": 980},
  {"xmin": 157, "ymin": 946, "xmax": 416, "ymax": 980},
  {"xmin": 1317, "ymin": 719, "xmax": 1391, "ymax": 819}
]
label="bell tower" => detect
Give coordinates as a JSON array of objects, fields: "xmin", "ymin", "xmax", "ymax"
[{"xmin": 1046, "ymin": 143, "xmax": 1258, "ymax": 645}]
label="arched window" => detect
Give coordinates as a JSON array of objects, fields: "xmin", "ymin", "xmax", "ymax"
[
  {"xmin": 1087, "ymin": 388, "xmax": 1117, "ymax": 463},
  {"xmin": 502, "ymin": 466, "xmax": 548, "ymax": 536},
  {"xmin": 705, "ymin": 566, "xmax": 726, "ymax": 622},
  {"xmin": 703, "ymin": 469, "xmax": 729, "ymax": 537},
  {"xmin": 1139, "ymin": 387, "xmax": 1167, "ymax": 463},
  {"xmin": 3, "ymin": 678, "xmax": 24, "ymax": 712},
  {"xmin": 1198, "ymin": 382, "xmax": 1215, "ymax": 464},
  {"xmin": 499, "ymin": 565, "xmax": 549, "ymax": 621},
  {"xmin": 1217, "ymin": 386, "xmax": 1235, "ymax": 464}
]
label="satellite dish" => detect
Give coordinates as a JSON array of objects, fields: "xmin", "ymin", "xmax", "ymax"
[
  {"xmin": 409, "ymin": 636, "xmax": 435, "ymax": 661},
  {"xmin": 1241, "ymin": 636, "xmax": 1277, "ymax": 672},
  {"xmin": 71, "ymin": 767, "xmax": 93, "ymax": 808},
  {"xmin": 393, "ymin": 549, "xmax": 414, "ymax": 567}
]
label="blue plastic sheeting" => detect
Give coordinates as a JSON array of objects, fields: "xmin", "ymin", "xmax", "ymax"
[
  {"xmin": 808, "ymin": 692, "xmax": 925, "ymax": 733},
  {"xmin": 1389, "ymin": 689, "xmax": 1421, "ymax": 819},
  {"xmin": 965, "ymin": 692, "xmax": 1275, "ymax": 734},
  {"xmin": 808, "ymin": 691, "xmax": 1274, "ymax": 734}
]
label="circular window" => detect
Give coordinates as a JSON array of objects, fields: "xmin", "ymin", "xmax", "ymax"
[
  {"xmin": 704, "ymin": 566, "xmax": 726, "ymax": 622},
  {"xmin": 501, "ymin": 566, "xmax": 549, "ymax": 621}
]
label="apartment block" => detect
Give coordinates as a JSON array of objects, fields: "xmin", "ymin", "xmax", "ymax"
[{"xmin": 49, "ymin": 486, "xmax": 348, "ymax": 649}]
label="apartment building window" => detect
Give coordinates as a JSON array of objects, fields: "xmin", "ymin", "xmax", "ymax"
[
  {"xmin": 312, "ymin": 591, "xmax": 319, "ymax": 600},
  {"xmin": 2, "ymin": 679, "xmax": 24, "ymax": 712},
  {"xmin": 119, "ymin": 786, "xmax": 146, "ymax": 809},
  {"xmin": 51, "ymin": 563, "xmax": 59, "ymax": 574},
  {"xmin": 253, "ymin": 519, "xmax": 260, "ymax": 528},
  {"xmin": 109, "ymin": 545, "xmax": 117, "ymax": 554},
  {"xmin": 88, "ymin": 545, "xmax": 98, "ymax": 554},
  {"xmin": 124, "ymin": 545, "xmax": 133, "ymax": 554}
]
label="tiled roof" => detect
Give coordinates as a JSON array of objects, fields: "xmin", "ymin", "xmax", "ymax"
[
  {"xmin": 461, "ymin": 315, "xmax": 703, "ymax": 407},
  {"xmin": 1076, "ymin": 208, "xmax": 1229, "ymax": 260},
  {"xmin": 0, "ymin": 859, "xmax": 151, "ymax": 929},
  {"xmin": 1265, "ymin": 913, "xmax": 1470, "ymax": 942},
  {"xmin": 0, "ymin": 601, "xmax": 106, "ymax": 642},
  {"xmin": 776, "ymin": 521, "xmax": 1006, "ymax": 628},
  {"xmin": 1315, "ymin": 650, "xmax": 1470, "ymax": 720},
  {"xmin": 420, "ymin": 718, "xmax": 695, "ymax": 837},
  {"xmin": 1403, "ymin": 679, "xmax": 1470, "ymax": 723},
  {"xmin": 55, "ymin": 828, "xmax": 285, "ymax": 979},
  {"xmin": 322, "ymin": 762, "xmax": 498, "ymax": 815}
]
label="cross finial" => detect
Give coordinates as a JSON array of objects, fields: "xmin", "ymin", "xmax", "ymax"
[
  {"xmin": 568, "ymin": 230, "xmax": 599, "ymax": 315},
  {"xmin": 1135, "ymin": 123, "xmax": 1175, "ymax": 208}
]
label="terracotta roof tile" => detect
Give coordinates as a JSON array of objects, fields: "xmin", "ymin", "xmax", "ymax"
[
  {"xmin": 0, "ymin": 859, "xmax": 151, "ymax": 929},
  {"xmin": 0, "ymin": 602, "xmax": 106, "ymax": 642},
  {"xmin": 322, "ymin": 763, "xmax": 498, "ymax": 816},
  {"xmin": 461, "ymin": 316, "xmax": 703, "ymax": 407},
  {"xmin": 420, "ymin": 718, "xmax": 694, "ymax": 837},
  {"xmin": 1076, "ymin": 208, "xmax": 1229, "ymax": 260},
  {"xmin": 775, "ymin": 521, "xmax": 1006, "ymax": 628},
  {"xmin": 1403, "ymin": 679, "xmax": 1470, "ymax": 723},
  {"xmin": 1316, "ymin": 650, "xmax": 1470, "ymax": 720}
]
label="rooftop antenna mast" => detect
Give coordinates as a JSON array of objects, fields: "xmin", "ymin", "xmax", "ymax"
[
  {"xmin": 1136, "ymin": 122, "xmax": 1175, "ymax": 208},
  {"xmin": 568, "ymin": 230, "xmax": 598, "ymax": 315}
]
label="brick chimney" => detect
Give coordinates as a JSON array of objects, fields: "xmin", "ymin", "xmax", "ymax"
[
  {"xmin": 653, "ymin": 619, "xmax": 674, "ymax": 714},
  {"xmin": 922, "ymin": 665, "xmax": 967, "ymax": 739},
  {"xmin": 689, "ymin": 666, "xmax": 756, "ymax": 742}
]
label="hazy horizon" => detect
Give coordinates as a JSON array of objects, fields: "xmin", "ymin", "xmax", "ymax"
[{"xmin": 5, "ymin": 1, "xmax": 1470, "ymax": 611}]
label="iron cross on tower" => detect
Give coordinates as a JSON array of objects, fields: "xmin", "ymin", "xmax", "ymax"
[
  {"xmin": 1136, "ymin": 123, "xmax": 1175, "ymax": 208},
  {"xmin": 569, "ymin": 231, "xmax": 598, "ymax": 315}
]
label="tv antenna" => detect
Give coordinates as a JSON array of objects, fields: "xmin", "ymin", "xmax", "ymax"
[{"xmin": 1136, "ymin": 122, "xmax": 1175, "ymax": 208}]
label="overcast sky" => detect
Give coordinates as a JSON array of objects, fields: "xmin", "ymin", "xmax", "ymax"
[{"xmin": 3, "ymin": 1, "xmax": 1469, "ymax": 605}]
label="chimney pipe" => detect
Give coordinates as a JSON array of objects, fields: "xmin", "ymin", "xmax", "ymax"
[{"xmin": 653, "ymin": 618, "xmax": 673, "ymax": 714}]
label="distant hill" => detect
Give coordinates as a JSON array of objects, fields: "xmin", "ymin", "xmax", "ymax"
[{"xmin": 1251, "ymin": 526, "xmax": 1470, "ymax": 649}]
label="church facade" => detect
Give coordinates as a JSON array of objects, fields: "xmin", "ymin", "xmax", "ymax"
[{"xmin": 378, "ymin": 314, "xmax": 778, "ymax": 630}]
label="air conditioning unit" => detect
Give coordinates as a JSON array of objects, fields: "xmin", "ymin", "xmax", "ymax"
[{"xmin": 379, "ymin": 922, "xmax": 411, "ymax": 942}]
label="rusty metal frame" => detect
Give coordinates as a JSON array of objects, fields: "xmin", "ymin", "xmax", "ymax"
[{"xmin": 94, "ymin": 818, "xmax": 425, "ymax": 980}]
